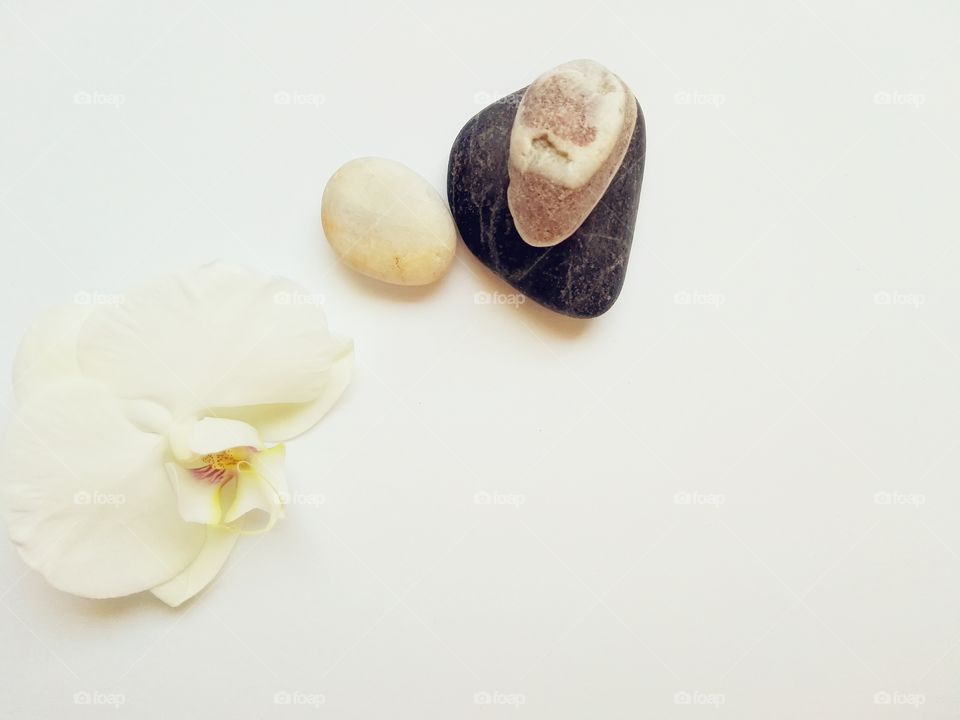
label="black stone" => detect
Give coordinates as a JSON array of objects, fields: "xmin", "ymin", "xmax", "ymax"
[{"xmin": 447, "ymin": 88, "xmax": 645, "ymax": 319}]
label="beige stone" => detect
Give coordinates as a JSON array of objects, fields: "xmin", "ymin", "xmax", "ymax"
[
  {"xmin": 508, "ymin": 59, "xmax": 637, "ymax": 248},
  {"xmin": 322, "ymin": 158, "xmax": 457, "ymax": 285}
]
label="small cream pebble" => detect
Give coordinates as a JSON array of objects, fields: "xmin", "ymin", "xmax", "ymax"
[{"xmin": 321, "ymin": 158, "xmax": 457, "ymax": 286}]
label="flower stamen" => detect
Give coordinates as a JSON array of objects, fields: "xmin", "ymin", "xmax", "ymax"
[{"xmin": 190, "ymin": 447, "xmax": 254, "ymax": 485}]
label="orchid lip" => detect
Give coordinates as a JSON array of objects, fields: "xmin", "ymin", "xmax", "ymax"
[{"xmin": 188, "ymin": 446, "xmax": 256, "ymax": 485}]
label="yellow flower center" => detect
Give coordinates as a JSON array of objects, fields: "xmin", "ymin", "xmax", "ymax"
[{"xmin": 192, "ymin": 447, "xmax": 254, "ymax": 485}]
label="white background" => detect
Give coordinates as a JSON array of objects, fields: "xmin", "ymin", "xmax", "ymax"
[{"xmin": 1, "ymin": 0, "xmax": 959, "ymax": 717}]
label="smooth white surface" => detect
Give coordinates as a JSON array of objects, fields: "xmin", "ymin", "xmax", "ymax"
[{"xmin": 1, "ymin": 0, "xmax": 959, "ymax": 717}]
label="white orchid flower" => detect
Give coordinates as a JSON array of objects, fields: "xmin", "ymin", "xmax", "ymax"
[{"xmin": 0, "ymin": 263, "xmax": 353, "ymax": 606}]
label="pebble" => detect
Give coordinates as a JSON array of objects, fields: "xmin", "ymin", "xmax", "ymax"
[
  {"xmin": 508, "ymin": 59, "xmax": 637, "ymax": 248},
  {"xmin": 322, "ymin": 158, "xmax": 457, "ymax": 285},
  {"xmin": 447, "ymin": 76, "xmax": 645, "ymax": 318}
]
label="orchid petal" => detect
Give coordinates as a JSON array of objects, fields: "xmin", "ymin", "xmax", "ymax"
[
  {"xmin": 0, "ymin": 379, "xmax": 205, "ymax": 599},
  {"xmin": 12, "ymin": 305, "xmax": 91, "ymax": 402},
  {"xmin": 186, "ymin": 417, "xmax": 262, "ymax": 457},
  {"xmin": 75, "ymin": 263, "xmax": 347, "ymax": 418},
  {"xmin": 119, "ymin": 399, "xmax": 174, "ymax": 436},
  {"xmin": 214, "ymin": 337, "xmax": 354, "ymax": 441},
  {"xmin": 250, "ymin": 443, "xmax": 288, "ymax": 500},
  {"xmin": 165, "ymin": 463, "xmax": 223, "ymax": 525},
  {"xmin": 150, "ymin": 526, "xmax": 240, "ymax": 607}
]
